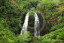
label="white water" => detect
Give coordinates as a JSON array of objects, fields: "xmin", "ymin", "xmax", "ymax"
[
  {"xmin": 20, "ymin": 12, "xmax": 40, "ymax": 37},
  {"xmin": 34, "ymin": 13, "xmax": 40, "ymax": 37},
  {"xmin": 20, "ymin": 12, "xmax": 29, "ymax": 35}
]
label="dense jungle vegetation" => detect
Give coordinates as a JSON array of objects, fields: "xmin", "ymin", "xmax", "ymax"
[{"xmin": 0, "ymin": 0, "xmax": 64, "ymax": 43}]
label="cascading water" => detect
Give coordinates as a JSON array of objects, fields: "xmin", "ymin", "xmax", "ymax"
[
  {"xmin": 20, "ymin": 12, "xmax": 40, "ymax": 37},
  {"xmin": 20, "ymin": 12, "xmax": 29, "ymax": 35},
  {"xmin": 34, "ymin": 13, "xmax": 40, "ymax": 37}
]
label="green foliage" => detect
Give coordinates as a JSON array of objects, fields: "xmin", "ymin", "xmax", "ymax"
[
  {"xmin": 0, "ymin": 19, "xmax": 31, "ymax": 43},
  {"xmin": 41, "ymin": 27, "xmax": 64, "ymax": 39},
  {"xmin": 34, "ymin": 27, "xmax": 64, "ymax": 43},
  {"xmin": 0, "ymin": 18, "xmax": 31, "ymax": 43},
  {"xmin": 0, "ymin": 0, "xmax": 22, "ymax": 35},
  {"xmin": 14, "ymin": 32, "xmax": 32, "ymax": 43},
  {"xmin": 50, "ymin": 23, "xmax": 64, "ymax": 32},
  {"xmin": 53, "ymin": 0, "xmax": 60, "ymax": 6},
  {"xmin": 0, "ymin": 0, "xmax": 64, "ymax": 43},
  {"xmin": 37, "ymin": 0, "xmax": 56, "ymax": 12},
  {"xmin": 0, "ymin": 18, "xmax": 15, "ymax": 43}
]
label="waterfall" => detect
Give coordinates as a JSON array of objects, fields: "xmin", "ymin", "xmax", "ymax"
[
  {"xmin": 34, "ymin": 13, "xmax": 40, "ymax": 37},
  {"xmin": 20, "ymin": 12, "xmax": 40, "ymax": 37},
  {"xmin": 20, "ymin": 12, "xmax": 29, "ymax": 35}
]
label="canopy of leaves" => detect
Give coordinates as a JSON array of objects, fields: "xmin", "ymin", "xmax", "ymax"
[{"xmin": 0, "ymin": 0, "xmax": 64, "ymax": 43}]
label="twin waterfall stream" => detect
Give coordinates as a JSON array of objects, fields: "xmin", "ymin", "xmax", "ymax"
[{"xmin": 20, "ymin": 12, "xmax": 40, "ymax": 37}]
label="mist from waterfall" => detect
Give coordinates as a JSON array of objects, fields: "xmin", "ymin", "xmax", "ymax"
[
  {"xmin": 34, "ymin": 13, "xmax": 40, "ymax": 37},
  {"xmin": 20, "ymin": 12, "xmax": 29, "ymax": 35}
]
